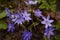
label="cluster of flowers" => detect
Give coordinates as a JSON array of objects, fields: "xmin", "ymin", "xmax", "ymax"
[
  {"xmin": 34, "ymin": 9, "xmax": 55, "ymax": 40},
  {"xmin": 5, "ymin": 8, "xmax": 32, "ymax": 40},
  {"xmin": 5, "ymin": 0, "xmax": 55, "ymax": 40},
  {"xmin": 6, "ymin": 8, "xmax": 32, "ymax": 24}
]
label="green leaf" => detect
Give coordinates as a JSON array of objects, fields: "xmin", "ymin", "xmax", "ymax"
[
  {"xmin": 39, "ymin": 2, "xmax": 49, "ymax": 10},
  {"xmin": 44, "ymin": 36, "xmax": 47, "ymax": 40},
  {"xmin": 49, "ymin": 0, "xmax": 56, "ymax": 4},
  {"xmin": 53, "ymin": 24, "xmax": 60, "ymax": 30},
  {"xmin": 39, "ymin": 4, "xmax": 45, "ymax": 9},
  {"xmin": 0, "ymin": 20, "xmax": 7, "ymax": 29},
  {"xmin": 54, "ymin": 36, "xmax": 60, "ymax": 40},
  {"xmin": 41, "ymin": 0, "xmax": 46, "ymax": 3},
  {"xmin": 38, "ymin": 0, "xmax": 42, "ymax": 3},
  {"xmin": 0, "ymin": 11, "xmax": 6, "ymax": 19},
  {"xmin": 50, "ymin": 4, "xmax": 56, "ymax": 12}
]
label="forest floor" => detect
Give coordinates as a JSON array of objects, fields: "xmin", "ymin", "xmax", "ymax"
[{"xmin": 0, "ymin": 0, "xmax": 60, "ymax": 40}]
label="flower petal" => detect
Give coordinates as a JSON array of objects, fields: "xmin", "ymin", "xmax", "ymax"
[
  {"xmin": 49, "ymin": 20, "xmax": 54, "ymax": 23},
  {"xmin": 41, "ymin": 21, "xmax": 46, "ymax": 24},
  {"xmin": 50, "ymin": 32, "xmax": 54, "ymax": 35},
  {"xmin": 42, "ymin": 16, "xmax": 46, "ymax": 21},
  {"xmin": 45, "ymin": 24, "xmax": 48, "ymax": 28},
  {"xmin": 48, "ymin": 24, "xmax": 52, "ymax": 27},
  {"xmin": 47, "ymin": 14, "xmax": 50, "ymax": 20}
]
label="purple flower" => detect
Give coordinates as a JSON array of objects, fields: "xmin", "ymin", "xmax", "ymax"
[
  {"xmin": 44, "ymin": 27, "xmax": 55, "ymax": 40},
  {"xmin": 8, "ymin": 12, "xmax": 15, "ymax": 19},
  {"xmin": 7, "ymin": 23, "xmax": 15, "ymax": 32},
  {"xmin": 22, "ymin": 30, "xmax": 32, "ymax": 40},
  {"xmin": 41, "ymin": 14, "xmax": 54, "ymax": 28},
  {"xmin": 22, "ymin": 10, "xmax": 32, "ymax": 22},
  {"xmin": 25, "ymin": 0, "xmax": 38, "ymax": 5},
  {"xmin": 5, "ymin": 8, "xmax": 10, "ymax": 14},
  {"xmin": 12, "ymin": 10, "xmax": 24, "ymax": 24},
  {"xmin": 34, "ymin": 9, "xmax": 42, "ymax": 17},
  {"xmin": 10, "ymin": 13, "xmax": 15, "ymax": 19},
  {"xmin": 5, "ymin": 8, "xmax": 15, "ymax": 19},
  {"xmin": 5, "ymin": 8, "xmax": 11, "ymax": 16}
]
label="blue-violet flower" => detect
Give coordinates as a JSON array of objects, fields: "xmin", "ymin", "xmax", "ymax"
[
  {"xmin": 5, "ymin": 8, "xmax": 15, "ymax": 19},
  {"xmin": 22, "ymin": 10, "xmax": 32, "ymax": 22},
  {"xmin": 34, "ymin": 9, "xmax": 42, "ymax": 17},
  {"xmin": 22, "ymin": 30, "xmax": 32, "ymax": 40},
  {"xmin": 44, "ymin": 27, "xmax": 55, "ymax": 40},
  {"xmin": 12, "ymin": 10, "xmax": 24, "ymax": 24},
  {"xmin": 41, "ymin": 14, "xmax": 54, "ymax": 28},
  {"xmin": 7, "ymin": 23, "xmax": 15, "ymax": 32}
]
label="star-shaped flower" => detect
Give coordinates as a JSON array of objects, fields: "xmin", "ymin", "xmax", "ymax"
[
  {"xmin": 22, "ymin": 30, "xmax": 32, "ymax": 40},
  {"xmin": 7, "ymin": 23, "xmax": 15, "ymax": 32},
  {"xmin": 5, "ymin": 8, "xmax": 15, "ymax": 19},
  {"xmin": 34, "ymin": 9, "xmax": 42, "ymax": 17},
  {"xmin": 12, "ymin": 10, "xmax": 24, "ymax": 24},
  {"xmin": 25, "ymin": 0, "xmax": 38, "ymax": 5},
  {"xmin": 22, "ymin": 10, "xmax": 32, "ymax": 22},
  {"xmin": 41, "ymin": 15, "xmax": 54, "ymax": 28},
  {"xmin": 44, "ymin": 27, "xmax": 55, "ymax": 40}
]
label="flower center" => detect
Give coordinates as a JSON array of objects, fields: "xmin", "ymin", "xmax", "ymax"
[
  {"xmin": 26, "ymin": 34, "xmax": 28, "ymax": 36},
  {"xmin": 46, "ymin": 21, "xmax": 48, "ymax": 24}
]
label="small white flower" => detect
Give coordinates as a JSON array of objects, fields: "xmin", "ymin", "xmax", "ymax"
[{"xmin": 25, "ymin": 0, "xmax": 38, "ymax": 5}]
